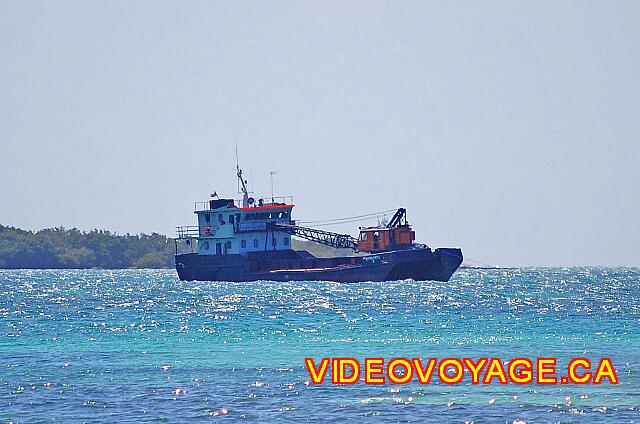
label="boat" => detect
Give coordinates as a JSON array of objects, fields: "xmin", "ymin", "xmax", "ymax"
[{"xmin": 174, "ymin": 163, "xmax": 463, "ymax": 282}]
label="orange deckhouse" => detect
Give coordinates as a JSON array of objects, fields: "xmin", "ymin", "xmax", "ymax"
[{"xmin": 357, "ymin": 208, "xmax": 415, "ymax": 253}]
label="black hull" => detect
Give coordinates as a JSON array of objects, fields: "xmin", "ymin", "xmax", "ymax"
[{"xmin": 175, "ymin": 247, "xmax": 462, "ymax": 282}]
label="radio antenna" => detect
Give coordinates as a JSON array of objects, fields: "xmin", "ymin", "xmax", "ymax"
[{"xmin": 249, "ymin": 165, "xmax": 254, "ymax": 194}]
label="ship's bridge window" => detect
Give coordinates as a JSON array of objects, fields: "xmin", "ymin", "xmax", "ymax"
[
  {"xmin": 253, "ymin": 239, "xmax": 259, "ymax": 248},
  {"xmin": 279, "ymin": 211, "xmax": 289, "ymax": 219},
  {"xmin": 226, "ymin": 241, "xmax": 232, "ymax": 249},
  {"xmin": 359, "ymin": 232, "xmax": 368, "ymax": 241}
]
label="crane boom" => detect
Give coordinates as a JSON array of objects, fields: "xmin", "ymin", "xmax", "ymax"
[
  {"xmin": 268, "ymin": 223, "xmax": 358, "ymax": 251},
  {"xmin": 387, "ymin": 208, "xmax": 407, "ymax": 228}
]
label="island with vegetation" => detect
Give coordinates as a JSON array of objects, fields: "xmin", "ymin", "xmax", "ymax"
[
  {"xmin": 0, "ymin": 224, "xmax": 353, "ymax": 269},
  {"xmin": 0, "ymin": 224, "xmax": 174, "ymax": 269}
]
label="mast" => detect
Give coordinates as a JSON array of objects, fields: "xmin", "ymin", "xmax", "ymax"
[
  {"xmin": 236, "ymin": 145, "xmax": 250, "ymax": 207},
  {"xmin": 270, "ymin": 170, "xmax": 276, "ymax": 203}
]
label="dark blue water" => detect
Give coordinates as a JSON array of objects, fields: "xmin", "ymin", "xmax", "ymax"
[{"xmin": 0, "ymin": 268, "xmax": 638, "ymax": 423}]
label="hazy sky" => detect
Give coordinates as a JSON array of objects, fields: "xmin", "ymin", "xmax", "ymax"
[{"xmin": 1, "ymin": 1, "xmax": 638, "ymax": 266}]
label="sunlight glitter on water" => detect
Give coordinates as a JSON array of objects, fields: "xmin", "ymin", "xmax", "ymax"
[{"xmin": 0, "ymin": 268, "xmax": 638, "ymax": 422}]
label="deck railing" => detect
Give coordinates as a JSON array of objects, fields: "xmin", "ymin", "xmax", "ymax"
[
  {"xmin": 177, "ymin": 218, "xmax": 296, "ymax": 238},
  {"xmin": 176, "ymin": 226, "xmax": 200, "ymax": 238},
  {"xmin": 194, "ymin": 195, "xmax": 294, "ymax": 211}
]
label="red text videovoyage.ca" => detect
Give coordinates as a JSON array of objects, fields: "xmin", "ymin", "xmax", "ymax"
[{"xmin": 304, "ymin": 357, "xmax": 619, "ymax": 385}]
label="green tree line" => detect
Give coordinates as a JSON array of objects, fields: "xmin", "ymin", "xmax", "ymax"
[{"xmin": 0, "ymin": 224, "xmax": 174, "ymax": 269}]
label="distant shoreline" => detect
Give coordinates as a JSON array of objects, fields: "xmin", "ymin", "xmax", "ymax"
[
  {"xmin": 2, "ymin": 225, "xmax": 636, "ymax": 269},
  {"xmin": 0, "ymin": 224, "xmax": 367, "ymax": 270},
  {"xmin": 0, "ymin": 224, "xmax": 174, "ymax": 269}
]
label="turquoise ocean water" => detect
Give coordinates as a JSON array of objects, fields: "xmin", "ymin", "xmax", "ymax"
[{"xmin": 0, "ymin": 268, "xmax": 638, "ymax": 423}]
